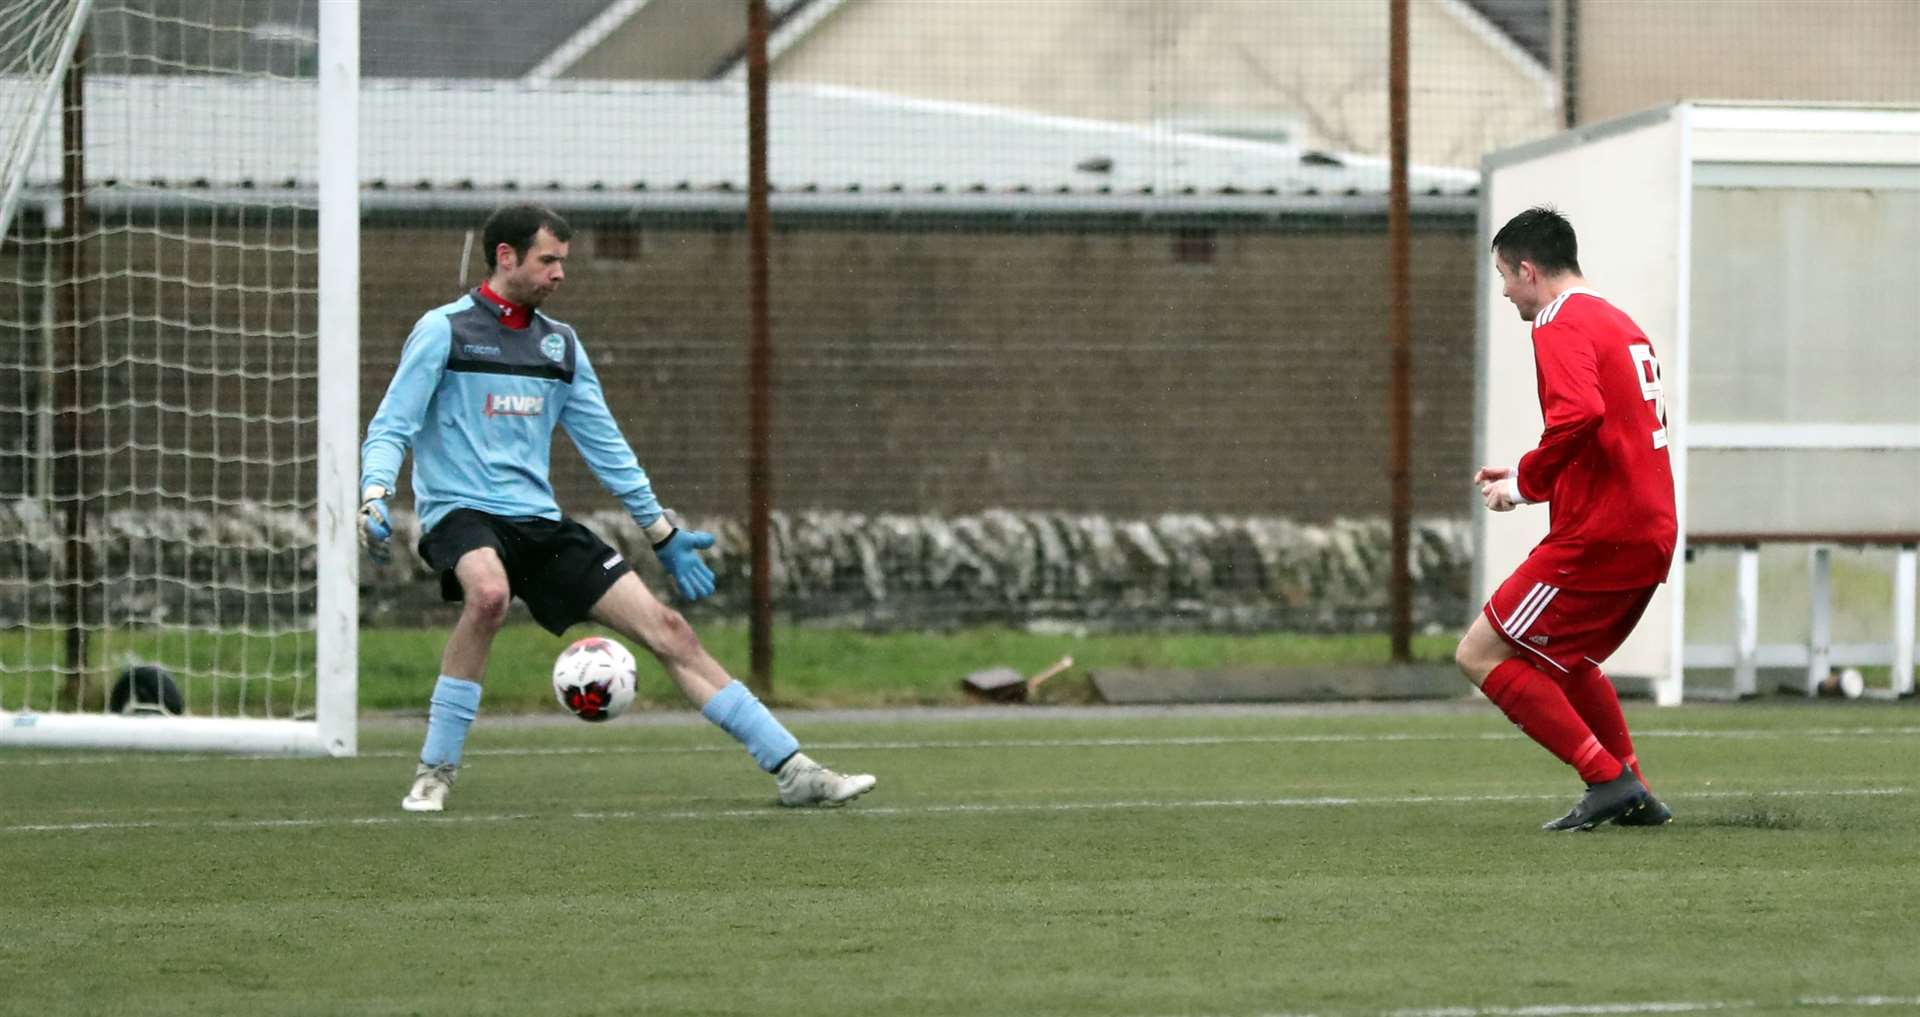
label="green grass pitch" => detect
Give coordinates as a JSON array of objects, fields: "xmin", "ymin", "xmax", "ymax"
[
  {"xmin": 5, "ymin": 702, "xmax": 1919, "ymax": 1017},
  {"xmin": 0, "ymin": 624, "xmax": 1467, "ymax": 714}
]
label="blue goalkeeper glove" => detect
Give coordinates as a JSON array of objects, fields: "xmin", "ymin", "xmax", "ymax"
[
  {"xmin": 651, "ymin": 527, "xmax": 716, "ymax": 601},
  {"xmin": 359, "ymin": 484, "xmax": 392, "ymax": 564}
]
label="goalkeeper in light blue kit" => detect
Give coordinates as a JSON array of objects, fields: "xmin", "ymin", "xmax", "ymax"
[{"xmin": 360, "ymin": 203, "xmax": 875, "ymax": 813}]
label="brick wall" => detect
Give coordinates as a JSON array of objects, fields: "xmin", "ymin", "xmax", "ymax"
[{"xmin": 365, "ymin": 220, "xmax": 1480, "ymax": 522}]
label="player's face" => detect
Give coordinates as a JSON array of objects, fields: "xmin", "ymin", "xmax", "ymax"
[
  {"xmin": 1495, "ymin": 254, "xmax": 1540, "ymax": 322},
  {"xmin": 496, "ymin": 228, "xmax": 569, "ymax": 307}
]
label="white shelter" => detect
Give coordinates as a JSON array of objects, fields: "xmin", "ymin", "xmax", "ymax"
[{"xmin": 1476, "ymin": 103, "xmax": 1920, "ymax": 705}]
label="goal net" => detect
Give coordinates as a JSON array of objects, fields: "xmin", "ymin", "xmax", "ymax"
[
  {"xmin": 0, "ymin": 0, "xmax": 357, "ymax": 754},
  {"xmin": 0, "ymin": 0, "xmax": 91, "ymax": 245}
]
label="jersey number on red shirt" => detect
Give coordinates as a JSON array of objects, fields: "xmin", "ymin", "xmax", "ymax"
[{"xmin": 1629, "ymin": 344, "xmax": 1668, "ymax": 450}]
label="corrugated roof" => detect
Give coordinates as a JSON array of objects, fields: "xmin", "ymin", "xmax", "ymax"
[{"xmin": 13, "ymin": 77, "xmax": 1478, "ymax": 207}]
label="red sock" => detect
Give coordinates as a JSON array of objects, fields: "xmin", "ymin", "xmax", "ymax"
[
  {"xmin": 1480, "ymin": 658, "xmax": 1621, "ymax": 784},
  {"xmin": 1562, "ymin": 664, "xmax": 1646, "ymax": 787}
]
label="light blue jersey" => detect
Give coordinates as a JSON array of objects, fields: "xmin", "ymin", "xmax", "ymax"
[{"xmin": 359, "ymin": 291, "xmax": 663, "ymax": 533}]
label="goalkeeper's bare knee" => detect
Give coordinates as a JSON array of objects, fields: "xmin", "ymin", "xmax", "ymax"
[
  {"xmin": 461, "ymin": 583, "xmax": 511, "ymax": 633},
  {"xmin": 639, "ymin": 605, "xmax": 703, "ymax": 665}
]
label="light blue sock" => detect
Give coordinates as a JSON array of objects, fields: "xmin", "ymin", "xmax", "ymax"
[
  {"xmin": 419, "ymin": 675, "xmax": 483, "ymax": 767},
  {"xmin": 701, "ymin": 680, "xmax": 799, "ymax": 772}
]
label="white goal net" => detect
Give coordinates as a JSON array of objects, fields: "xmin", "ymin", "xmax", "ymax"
[
  {"xmin": 0, "ymin": 0, "xmax": 357, "ymax": 754},
  {"xmin": 0, "ymin": 0, "xmax": 91, "ymax": 245}
]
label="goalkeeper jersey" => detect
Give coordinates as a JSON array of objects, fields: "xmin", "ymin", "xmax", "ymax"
[{"xmin": 359, "ymin": 289, "xmax": 663, "ymax": 533}]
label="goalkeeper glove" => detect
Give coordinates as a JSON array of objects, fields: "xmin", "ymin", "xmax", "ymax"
[
  {"xmin": 360, "ymin": 484, "xmax": 393, "ymax": 564},
  {"xmin": 651, "ymin": 526, "xmax": 717, "ymax": 602}
]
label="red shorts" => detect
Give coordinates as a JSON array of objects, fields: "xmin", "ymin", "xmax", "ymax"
[{"xmin": 1482, "ymin": 572, "xmax": 1658, "ymax": 676}]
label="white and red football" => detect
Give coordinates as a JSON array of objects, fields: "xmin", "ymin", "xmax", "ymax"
[{"xmin": 551, "ymin": 636, "xmax": 637, "ymax": 722}]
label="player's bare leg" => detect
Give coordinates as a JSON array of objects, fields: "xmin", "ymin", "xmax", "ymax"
[
  {"xmin": 588, "ymin": 572, "xmax": 729, "ymax": 706},
  {"xmin": 1456, "ymin": 613, "xmax": 1644, "ymax": 829},
  {"xmin": 589, "ymin": 574, "xmax": 875, "ymax": 806},
  {"xmin": 440, "ymin": 548, "xmax": 511, "ymax": 685},
  {"xmin": 404, "ymin": 548, "xmax": 510, "ymax": 813},
  {"xmin": 1454, "ymin": 611, "xmax": 1517, "ymax": 687}
]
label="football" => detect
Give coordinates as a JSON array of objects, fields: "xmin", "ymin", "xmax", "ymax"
[{"xmin": 551, "ymin": 636, "xmax": 637, "ymax": 722}]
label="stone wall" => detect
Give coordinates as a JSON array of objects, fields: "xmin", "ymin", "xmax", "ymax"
[{"xmin": 0, "ymin": 501, "xmax": 1472, "ymax": 633}]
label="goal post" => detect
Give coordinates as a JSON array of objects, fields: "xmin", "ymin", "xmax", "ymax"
[
  {"xmin": 313, "ymin": 0, "xmax": 361, "ymax": 757},
  {"xmin": 0, "ymin": 0, "xmax": 359, "ymax": 755}
]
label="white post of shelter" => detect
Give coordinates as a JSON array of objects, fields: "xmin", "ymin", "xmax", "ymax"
[
  {"xmin": 1733, "ymin": 546, "xmax": 1759, "ymax": 699},
  {"xmin": 1477, "ymin": 104, "xmax": 1920, "ymax": 704},
  {"xmin": 1806, "ymin": 547, "xmax": 1832, "ymax": 697},
  {"xmin": 1894, "ymin": 546, "xmax": 1916, "ymax": 697}
]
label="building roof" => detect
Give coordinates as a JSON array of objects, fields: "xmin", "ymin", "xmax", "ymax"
[
  {"xmin": 7, "ymin": 1, "xmax": 1551, "ymax": 85},
  {"xmin": 15, "ymin": 77, "xmax": 1478, "ymax": 216},
  {"xmin": 717, "ymin": 0, "xmax": 1553, "ymax": 81},
  {"xmin": 1461, "ymin": 0, "xmax": 1553, "ymax": 69},
  {"xmin": 529, "ymin": 0, "xmax": 812, "ymax": 83}
]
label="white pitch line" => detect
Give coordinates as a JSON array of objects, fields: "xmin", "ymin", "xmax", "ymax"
[
  {"xmin": 3, "ymin": 785, "xmax": 1905, "ymax": 837},
  {"xmin": 1165, "ymin": 993, "xmax": 1920, "ymax": 1017},
  {"xmin": 1, "ymin": 812, "xmax": 535, "ymax": 834},
  {"xmin": 580, "ymin": 786, "xmax": 1906, "ymax": 823},
  {"xmin": 1793, "ymin": 998, "xmax": 1920, "ymax": 1010},
  {"xmin": 7, "ymin": 725, "xmax": 1920, "ymax": 768},
  {"xmin": 1384, "ymin": 995, "xmax": 1920, "ymax": 1016},
  {"xmin": 1388, "ymin": 1002, "xmax": 1743, "ymax": 1016}
]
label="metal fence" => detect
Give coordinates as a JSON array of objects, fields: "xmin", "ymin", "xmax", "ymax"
[{"xmin": 2, "ymin": 0, "xmax": 1915, "ymax": 650}]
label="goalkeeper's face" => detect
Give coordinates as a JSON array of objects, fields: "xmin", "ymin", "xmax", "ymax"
[{"xmin": 498, "ymin": 228, "xmax": 570, "ymax": 308}]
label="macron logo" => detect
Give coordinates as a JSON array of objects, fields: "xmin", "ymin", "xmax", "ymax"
[{"xmin": 484, "ymin": 393, "xmax": 544, "ymax": 417}]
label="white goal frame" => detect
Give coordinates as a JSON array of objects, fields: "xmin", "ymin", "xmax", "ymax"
[{"xmin": 0, "ymin": 1, "xmax": 360, "ymax": 755}]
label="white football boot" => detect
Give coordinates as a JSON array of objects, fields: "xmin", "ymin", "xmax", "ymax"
[
  {"xmin": 401, "ymin": 762, "xmax": 458, "ymax": 813},
  {"xmin": 775, "ymin": 752, "xmax": 876, "ymax": 807}
]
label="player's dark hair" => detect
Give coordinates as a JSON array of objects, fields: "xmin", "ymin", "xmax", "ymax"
[
  {"xmin": 482, "ymin": 203, "xmax": 574, "ymax": 270},
  {"xmin": 1491, "ymin": 205, "xmax": 1581, "ymax": 276}
]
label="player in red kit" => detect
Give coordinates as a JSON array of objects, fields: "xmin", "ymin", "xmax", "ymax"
[{"xmin": 1457, "ymin": 206, "xmax": 1677, "ymax": 831}]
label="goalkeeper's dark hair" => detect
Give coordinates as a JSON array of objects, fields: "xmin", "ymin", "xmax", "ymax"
[
  {"xmin": 1491, "ymin": 205, "xmax": 1581, "ymax": 276},
  {"xmin": 483, "ymin": 203, "xmax": 574, "ymax": 270}
]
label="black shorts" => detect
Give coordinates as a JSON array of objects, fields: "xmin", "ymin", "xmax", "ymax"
[{"xmin": 417, "ymin": 509, "xmax": 633, "ymax": 636}]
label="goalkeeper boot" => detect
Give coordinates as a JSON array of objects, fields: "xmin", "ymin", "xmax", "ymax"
[
  {"xmin": 401, "ymin": 762, "xmax": 458, "ymax": 813},
  {"xmin": 1614, "ymin": 792, "xmax": 1674, "ymax": 827},
  {"xmin": 775, "ymin": 752, "xmax": 877, "ymax": 807},
  {"xmin": 1540, "ymin": 763, "xmax": 1648, "ymax": 831}
]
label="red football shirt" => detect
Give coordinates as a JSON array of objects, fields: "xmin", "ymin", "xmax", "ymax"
[
  {"xmin": 477, "ymin": 281, "xmax": 531, "ymax": 330},
  {"xmin": 1513, "ymin": 288, "xmax": 1677, "ymax": 590}
]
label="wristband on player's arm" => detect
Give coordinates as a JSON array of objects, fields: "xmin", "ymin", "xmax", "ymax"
[{"xmin": 1506, "ymin": 471, "xmax": 1530, "ymax": 506}]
